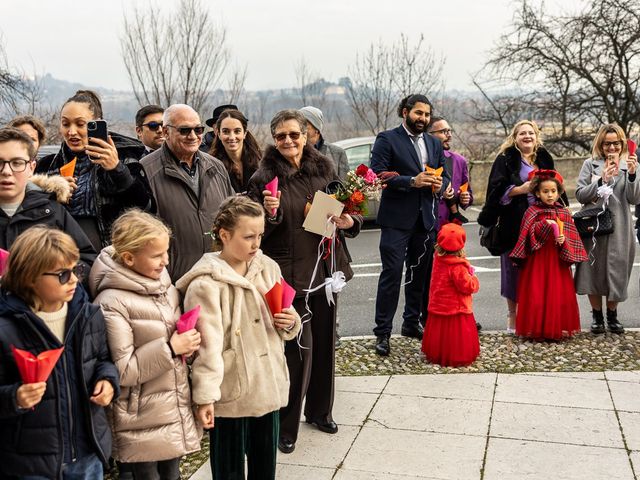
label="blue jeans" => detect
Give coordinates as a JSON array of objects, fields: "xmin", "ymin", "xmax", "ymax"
[{"xmin": 21, "ymin": 453, "xmax": 103, "ymax": 480}]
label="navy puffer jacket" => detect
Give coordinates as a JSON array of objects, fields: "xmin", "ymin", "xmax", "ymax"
[{"xmin": 0, "ymin": 285, "xmax": 119, "ymax": 479}]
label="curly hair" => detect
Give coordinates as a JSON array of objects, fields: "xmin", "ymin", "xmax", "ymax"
[{"xmin": 529, "ymin": 175, "xmax": 565, "ymax": 196}]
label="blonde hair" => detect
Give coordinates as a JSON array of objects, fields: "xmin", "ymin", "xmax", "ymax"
[
  {"xmin": 2, "ymin": 226, "xmax": 79, "ymax": 309},
  {"xmin": 434, "ymin": 244, "xmax": 466, "ymax": 258},
  {"xmin": 211, "ymin": 196, "xmax": 264, "ymax": 252},
  {"xmin": 110, "ymin": 209, "xmax": 171, "ymax": 262},
  {"xmin": 499, "ymin": 120, "xmax": 543, "ymax": 155},
  {"xmin": 591, "ymin": 123, "xmax": 628, "ymax": 160}
]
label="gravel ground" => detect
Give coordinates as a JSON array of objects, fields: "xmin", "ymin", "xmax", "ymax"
[
  {"xmin": 105, "ymin": 330, "xmax": 640, "ymax": 478},
  {"xmin": 336, "ymin": 331, "xmax": 640, "ymax": 375}
]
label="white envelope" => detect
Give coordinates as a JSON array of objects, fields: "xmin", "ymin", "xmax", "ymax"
[{"xmin": 302, "ymin": 190, "xmax": 345, "ymax": 238}]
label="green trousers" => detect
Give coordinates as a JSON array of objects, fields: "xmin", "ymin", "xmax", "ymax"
[{"xmin": 209, "ymin": 410, "xmax": 279, "ymax": 480}]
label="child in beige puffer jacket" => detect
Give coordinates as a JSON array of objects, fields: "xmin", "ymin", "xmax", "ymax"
[{"xmin": 90, "ymin": 210, "xmax": 201, "ymax": 480}]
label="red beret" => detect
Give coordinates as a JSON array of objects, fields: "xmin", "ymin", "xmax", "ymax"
[{"xmin": 438, "ymin": 223, "xmax": 466, "ymax": 252}]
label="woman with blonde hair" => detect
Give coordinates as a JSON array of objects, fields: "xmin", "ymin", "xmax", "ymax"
[
  {"xmin": 574, "ymin": 123, "xmax": 640, "ymax": 334},
  {"xmin": 89, "ymin": 209, "xmax": 201, "ymax": 479},
  {"xmin": 478, "ymin": 120, "xmax": 558, "ymax": 332}
]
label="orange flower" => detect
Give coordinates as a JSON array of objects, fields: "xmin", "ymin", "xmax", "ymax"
[{"xmin": 350, "ymin": 190, "xmax": 365, "ymax": 204}]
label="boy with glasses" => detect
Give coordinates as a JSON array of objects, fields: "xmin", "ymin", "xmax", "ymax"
[
  {"xmin": 0, "ymin": 127, "xmax": 95, "ymax": 272},
  {"xmin": 135, "ymin": 105, "xmax": 165, "ymax": 154}
]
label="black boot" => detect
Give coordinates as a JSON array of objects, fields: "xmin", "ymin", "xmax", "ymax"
[
  {"xmin": 590, "ymin": 309, "xmax": 605, "ymax": 334},
  {"xmin": 606, "ymin": 309, "xmax": 624, "ymax": 334},
  {"xmin": 375, "ymin": 334, "xmax": 390, "ymax": 356}
]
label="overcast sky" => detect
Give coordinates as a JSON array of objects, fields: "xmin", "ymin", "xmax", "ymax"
[{"xmin": 3, "ymin": 0, "xmax": 586, "ymax": 92}]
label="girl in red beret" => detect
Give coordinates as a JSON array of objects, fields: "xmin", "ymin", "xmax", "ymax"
[
  {"xmin": 510, "ymin": 170, "xmax": 587, "ymax": 339},
  {"xmin": 422, "ymin": 223, "xmax": 480, "ymax": 367}
]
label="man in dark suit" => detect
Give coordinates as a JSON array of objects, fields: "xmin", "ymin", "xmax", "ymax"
[{"xmin": 370, "ymin": 94, "xmax": 449, "ymax": 355}]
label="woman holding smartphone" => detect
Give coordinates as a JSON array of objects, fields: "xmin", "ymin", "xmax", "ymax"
[
  {"xmin": 36, "ymin": 90, "xmax": 156, "ymax": 250},
  {"xmin": 574, "ymin": 123, "xmax": 640, "ymax": 334}
]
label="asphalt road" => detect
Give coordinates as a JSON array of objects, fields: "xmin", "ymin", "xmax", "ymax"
[{"xmin": 338, "ymin": 206, "xmax": 640, "ymax": 337}]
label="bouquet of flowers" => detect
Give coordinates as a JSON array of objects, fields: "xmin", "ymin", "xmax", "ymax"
[{"xmin": 332, "ymin": 164, "xmax": 383, "ymax": 216}]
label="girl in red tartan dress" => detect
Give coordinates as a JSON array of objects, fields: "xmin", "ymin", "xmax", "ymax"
[
  {"xmin": 422, "ymin": 223, "xmax": 480, "ymax": 367},
  {"xmin": 510, "ymin": 170, "xmax": 588, "ymax": 340}
]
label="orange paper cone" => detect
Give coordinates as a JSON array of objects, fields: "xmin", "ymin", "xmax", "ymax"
[
  {"xmin": 459, "ymin": 182, "xmax": 469, "ymax": 193},
  {"xmin": 59, "ymin": 158, "xmax": 77, "ymax": 178}
]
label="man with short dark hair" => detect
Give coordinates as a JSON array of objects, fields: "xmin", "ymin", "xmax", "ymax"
[
  {"xmin": 299, "ymin": 106, "xmax": 349, "ymax": 180},
  {"xmin": 135, "ymin": 105, "xmax": 165, "ymax": 153},
  {"xmin": 370, "ymin": 94, "xmax": 449, "ymax": 356}
]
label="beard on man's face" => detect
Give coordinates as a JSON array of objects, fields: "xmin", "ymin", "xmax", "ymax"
[{"xmin": 405, "ymin": 114, "xmax": 427, "ymax": 135}]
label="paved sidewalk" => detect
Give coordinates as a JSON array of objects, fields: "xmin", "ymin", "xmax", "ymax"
[{"xmin": 190, "ymin": 371, "xmax": 640, "ymax": 479}]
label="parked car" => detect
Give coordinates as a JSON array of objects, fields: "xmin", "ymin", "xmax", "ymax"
[{"xmin": 333, "ymin": 136, "xmax": 379, "ymax": 222}]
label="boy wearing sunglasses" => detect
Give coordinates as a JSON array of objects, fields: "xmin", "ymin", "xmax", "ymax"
[
  {"xmin": 0, "ymin": 226, "xmax": 119, "ymax": 479},
  {"xmin": 0, "ymin": 128, "xmax": 96, "ymax": 273},
  {"xmin": 135, "ymin": 105, "xmax": 165, "ymax": 154}
]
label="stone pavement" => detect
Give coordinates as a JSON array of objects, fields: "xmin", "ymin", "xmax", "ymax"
[{"xmin": 190, "ymin": 370, "xmax": 640, "ymax": 479}]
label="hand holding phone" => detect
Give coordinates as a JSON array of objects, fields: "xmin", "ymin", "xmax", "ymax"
[{"xmin": 85, "ymin": 120, "xmax": 120, "ymax": 171}]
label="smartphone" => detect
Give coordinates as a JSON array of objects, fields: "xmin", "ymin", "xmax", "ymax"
[{"xmin": 87, "ymin": 120, "xmax": 108, "ymax": 143}]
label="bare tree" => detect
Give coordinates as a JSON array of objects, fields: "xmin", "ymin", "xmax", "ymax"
[
  {"xmin": 121, "ymin": 0, "xmax": 229, "ymax": 112},
  {"xmin": 346, "ymin": 35, "xmax": 445, "ymax": 135},
  {"xmin": 0, "ymin": 36, "xmax": 27, "ymax": 120},
  {"xmin": 226, "ymin": 62, "xmax": 248, "ymax": 106},
  {"xmin": 474, "ymin": 0, "xmax": 640, "ymax": 155}
]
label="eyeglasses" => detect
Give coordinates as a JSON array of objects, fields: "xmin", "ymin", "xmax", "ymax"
[
  {"xmin": 274, "ymin": 131, "xmax": 303, "ymax": 143},
  {"xmin": 0, "ymin": 159, "xmax": 31, "ymax": 173},
  {"xmin": 142, "ymin": 121, "xmax": 163, "ymax": 131},
  {"xmin": 166, "ymin": 125, "xmax": 205, "ymax": 136},
  {"xmin": 430, "ymin": 128, "xmax": 453, "ymax": 136},
  {"xmin": 602, "ymin": 141, "xmax": 623, "ymax": 149},
  {"xmin": 42, "ymin": 264, "xmax": 86, "ymax": 284}
]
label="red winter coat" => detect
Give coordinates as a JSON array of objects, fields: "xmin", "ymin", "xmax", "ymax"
[{"xmin": 428, "ymin": 254, "xmax": 479, "ymax": 315}]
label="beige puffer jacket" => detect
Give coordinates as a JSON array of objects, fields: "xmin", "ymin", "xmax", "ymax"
[
  {"xmin": 176, "ymin": 250, "xmax": 301, "ymax": 418},
  {"xmin": 89, "ymin": 247, "xmax": 201, "ymax": 462}
]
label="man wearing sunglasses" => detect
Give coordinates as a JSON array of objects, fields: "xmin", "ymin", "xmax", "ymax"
[
  {"xmin": 135, "ymin": 105, "xmax": 165, "ymax": 155},
  {"xmin": 141, "ymin": 104, "xmax": 235, "ymax": 281}
]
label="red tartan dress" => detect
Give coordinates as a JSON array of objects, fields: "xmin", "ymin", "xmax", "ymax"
[
  {"xmin": 422, "ymin": 255, "xmax": 480, "ymax": 367},
  {"xmin": 510, "ymin": 202, "xmax": 588, "ymax": 340}
]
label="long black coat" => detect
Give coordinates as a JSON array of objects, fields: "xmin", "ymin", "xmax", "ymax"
[
  {"xmin": 478, "ymin": 146, "xmax": 556, "ymax": 251},
  {"xmin": 247, "ymin": 145, "xmax": 361, "ymax": 295},
  {"xmin": 0, "ymin": 286, "xmax": 119, "ymax": 478}
]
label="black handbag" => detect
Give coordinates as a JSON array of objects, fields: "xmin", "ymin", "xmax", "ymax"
[
  {"xmin": 479, "ymin": 219, "xmax": 510, "ymax": 256},
  {"xmin": 573, "ymin": 207, "xmax": 614, "ymax": 237}
]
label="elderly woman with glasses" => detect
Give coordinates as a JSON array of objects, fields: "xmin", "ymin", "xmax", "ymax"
[
  {"xmin": 36, "ymin": 90, "xmax": 156, "ymax": 251},
  {"xmin": 248, "ymin": 109, "xmax": 361, "ymax": 455},
  {"xmin": 574, "ymin": 123, "xmax": 640, "ymax": 334}
]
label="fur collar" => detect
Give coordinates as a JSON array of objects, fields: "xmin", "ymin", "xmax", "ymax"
[
  {"xmin": 502, "ymin": 145, "xmax": 554, "ymax": 172},
  {"xmin": 29, "ymin": 174, "xmax": 73, "ymax": 204},
  {"xmin": 259, "ymin": 145, "xmax": 335, "ymax": 183}
]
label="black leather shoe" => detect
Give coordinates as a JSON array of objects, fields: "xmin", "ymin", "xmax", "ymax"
[
  {"xmin": 306, "ymin": 418, "xmax": 338, "ymax": 434},
  {"xmin": 401, "ymin": 323, "xmax": 424, "ymax": 340},
  {"xmin": 278, "ymin": 437, "xmax": 295, "ymax": 454},
  {"xmin": 375, "ymin": 334, "xmax": 390, "ymax": 356},
  {"xmin": 590, "ymin": 309, "xmax": 605, "ymax": 334},
  {"xmin": 476, "ymin": 322, "xmax": 482, "ymax": 332},
  {"xmin": 606, "ymin": 309, "xmax": 624, "ymax": 334}
]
